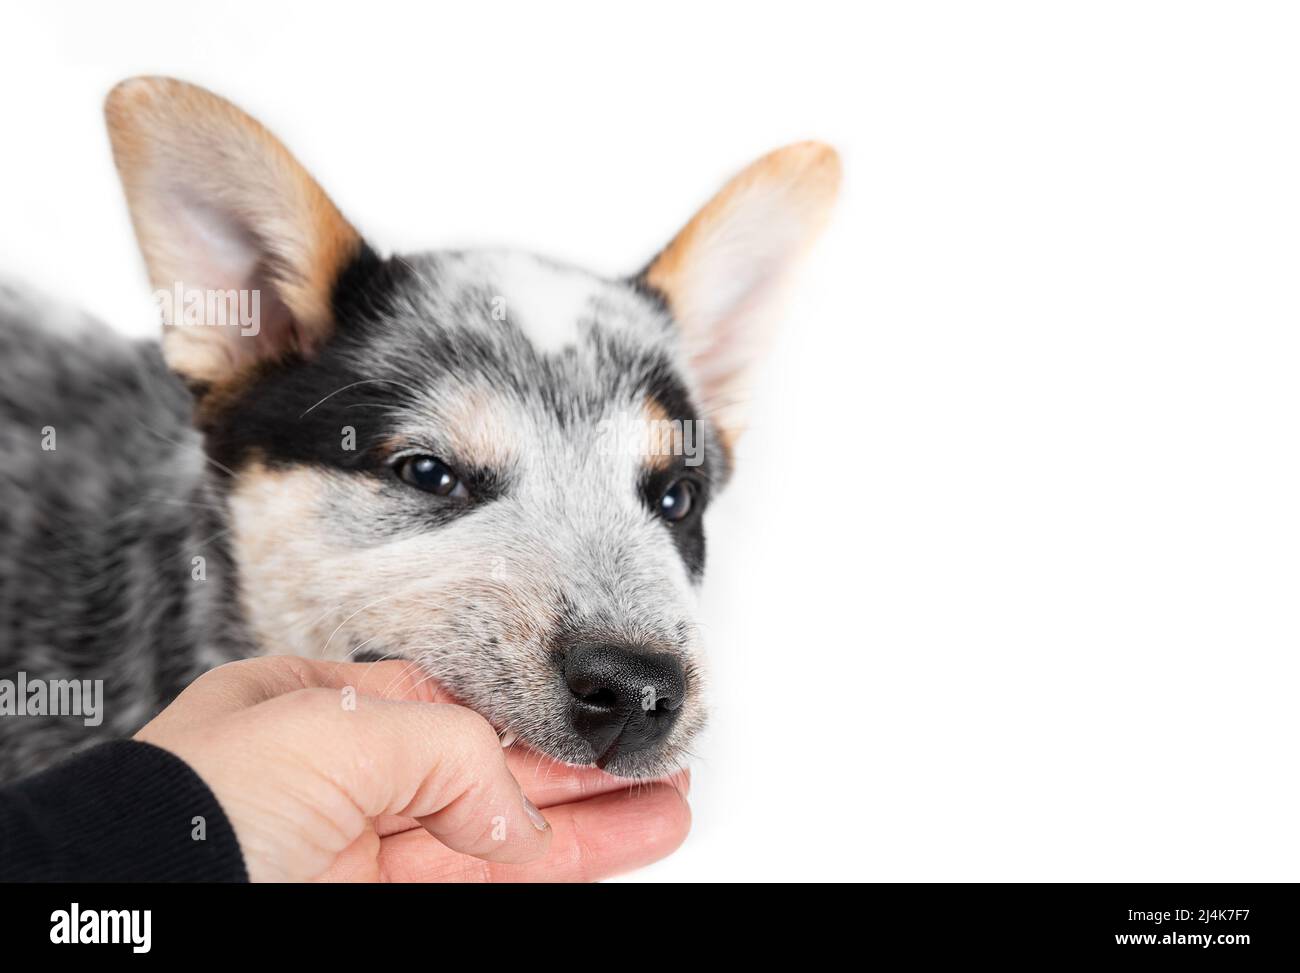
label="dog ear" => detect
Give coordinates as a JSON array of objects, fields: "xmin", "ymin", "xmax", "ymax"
[
  {"xmin": 104, "ymin": 77, "xmax": 364, "ymax": 389},
  {"xmin": 641, "ymin": 142, "xmax": 840, "ymax": 445}
]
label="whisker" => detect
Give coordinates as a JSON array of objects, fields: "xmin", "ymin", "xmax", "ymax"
[{"xmin": 299, "ymin": 378, "xmax": 424, "ymax": 419}]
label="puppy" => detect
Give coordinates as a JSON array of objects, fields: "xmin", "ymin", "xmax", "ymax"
[{"xmin": 0, "ymin": 78, "xmax": 839, "ymax": 781}]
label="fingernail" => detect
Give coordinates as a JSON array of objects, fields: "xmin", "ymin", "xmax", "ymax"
[{"xmin": 521, "ymin": 794, "xmax": 549, "ymax": 831}]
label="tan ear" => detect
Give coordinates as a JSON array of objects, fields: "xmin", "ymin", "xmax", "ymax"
[
  {"xmin": 104, "ymin": 77, "xmax": 363, "ymax": 387},
  {"xmin": 642, "ymin": 142, "xmax": 841, "ymax": 443}
]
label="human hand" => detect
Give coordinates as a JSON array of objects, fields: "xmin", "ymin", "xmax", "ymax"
[{"xmin": 134, "ymin": 656, "xmax": 690, "ymax": 882}]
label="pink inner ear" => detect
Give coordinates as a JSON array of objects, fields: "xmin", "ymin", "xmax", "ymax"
[
  {"xmin": 169, "ymin": 188, "xmax": 263, "ymax": 293},
  {"xmin": 674, "ymin": 210, "xmax": 804, "ymax": 419},
  {"xmin": 163, "ymin": 190, "xmax": 304, "ymax": 368}
]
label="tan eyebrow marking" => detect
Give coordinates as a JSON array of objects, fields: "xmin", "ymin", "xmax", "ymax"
[
  {"xmin": 439, "ymin": 385, "xmax": 523, "ymax": 472},
  {"xmin": 641, "ymin": 396, "xmax": 676, "ymax": 472}
]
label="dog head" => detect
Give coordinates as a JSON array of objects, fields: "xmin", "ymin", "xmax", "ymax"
[{"xmin": 105, "ymin": 77, "xmax": 839, "ymax": 777}]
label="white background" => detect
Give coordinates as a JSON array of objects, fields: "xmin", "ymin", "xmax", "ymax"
[{"xmin": 3, "ymin": 1, "xmax": 1298, "ymax": 881}]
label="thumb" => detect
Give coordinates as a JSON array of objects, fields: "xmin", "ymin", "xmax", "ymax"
[{"xmin": 174, "ymin": 688, "xmax": 552, "ymax": 880}]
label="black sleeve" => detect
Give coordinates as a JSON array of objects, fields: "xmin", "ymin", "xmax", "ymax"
[{"xmin": 0, "ymin": 740, "xmax": 248, "ymax": 882}]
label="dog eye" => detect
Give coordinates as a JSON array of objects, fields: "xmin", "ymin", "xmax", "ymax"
[
  {"xmin": 657, "ymin": 479, "xmax": 696, "ymax": 522},
  {"xmin": 394, "ymin": 455, "xmax": 470, "ymax": 499}
]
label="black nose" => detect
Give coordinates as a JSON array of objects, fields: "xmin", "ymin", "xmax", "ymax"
[{"xmin": 563, "ymin": 643, "xmax": 685, "ymax": 768}]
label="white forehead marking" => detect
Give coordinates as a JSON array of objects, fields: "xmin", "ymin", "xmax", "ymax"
[{"xmin": 486, "ymin": 252, "xmax": 601, "ymax": 354}]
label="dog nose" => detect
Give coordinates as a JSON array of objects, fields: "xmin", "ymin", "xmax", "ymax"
[{"xmin": 563, "ymin": 643, "xmax": 685, "ymax": 767}]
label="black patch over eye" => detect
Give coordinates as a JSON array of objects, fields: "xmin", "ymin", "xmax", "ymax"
[
  {"xmin": 657, "ymin": 478, "xmax": 697, "ymax": 523},
  {"xmin": 394, "ymin": 455, "xmax": 470, "ymax": 499}
]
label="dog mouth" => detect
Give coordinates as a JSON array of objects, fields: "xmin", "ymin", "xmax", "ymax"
[
  {"xmin": 459, "ymin": 694, "xmax": 691, "ymax": 780},
  {"xmin": 492, "ymin": 711, "xmax": 684, "ymax": 778},
  {"xmin": 494, "ymin": 723, "xmax": 690, "ymax": 780}
]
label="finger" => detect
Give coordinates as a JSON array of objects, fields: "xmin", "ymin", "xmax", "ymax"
[
  {"xmin": 248, "ymin": 690, "xmax": 553, "ymax": 867},
  {"xmin": 371, "ymin": 782, "xmax": 691, "ymax": 883},
  {"xmin": 207, "ymin": 656, "xmax": 450, "ymax": 706},
  {"xmin": 369, "ymin": 763, "xmax": 690, "ymax": 838},
  {"xmin": 507, "ymin": 750, "xmax": 691, "ymax": 809},
  {"xmin": 137, "ymin": 657, "xmax": 450, "ymax": 739},
  {"xmin": 289, "ymin": 658, "xmax": 456, "ymax": 704}
]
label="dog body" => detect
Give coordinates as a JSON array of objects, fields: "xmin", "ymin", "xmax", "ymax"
[
  {"xmin": 0, "ymin": 79, "xmax": 838, "ymax": 781},
  {"xmin": 0, "ymin": 283, "xmax": 250, "ymax": 775}
]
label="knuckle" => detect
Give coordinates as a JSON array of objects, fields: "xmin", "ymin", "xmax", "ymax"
[
  {"xmin": 436, "ymin": 704, "xmax": 500, "ymax": 751},
  {"xmin": 278, "ymin": 685, "xmax": 343, "ymax": 719}
]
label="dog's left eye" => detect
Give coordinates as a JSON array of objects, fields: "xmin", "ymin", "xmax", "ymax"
[
  {"xmin": 394, "ymin": 455, "xmax": 470, "ymax": 499},
  {"xmin": 657, "ymin": 479, "xmax": 696, "ymax": 522}
]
